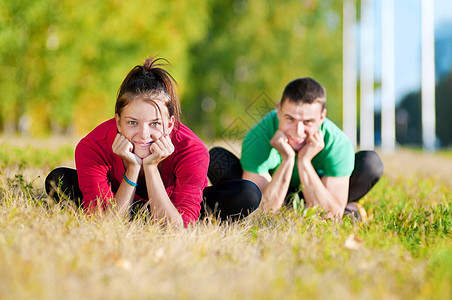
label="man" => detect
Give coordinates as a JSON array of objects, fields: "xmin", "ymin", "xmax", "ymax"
[{"xmin": 208, "ymin": 77, "xmax": 383, "ymax": 220}]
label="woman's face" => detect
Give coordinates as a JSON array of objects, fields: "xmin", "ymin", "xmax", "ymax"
[{"xmin": 115, "ymin": 98, "xmax": 175, "ymax": 159}]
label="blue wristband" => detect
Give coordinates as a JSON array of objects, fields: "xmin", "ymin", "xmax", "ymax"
[{"xmin": 123, "ymin": 173, "xmax": 138, "ymax": 187}]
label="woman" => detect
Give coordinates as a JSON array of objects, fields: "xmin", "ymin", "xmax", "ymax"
[
  {"xmin": 47, "ymin": 56, "xmax": 209, "ymax": 228},
  {"xmin": 46, "ymin": 56, "xmax": 261, "ymax": 227}
]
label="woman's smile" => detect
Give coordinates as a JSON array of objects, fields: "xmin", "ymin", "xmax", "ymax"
[{"xmin": 135, "ymin": 141, "xmax": 153, "ymax": 148}]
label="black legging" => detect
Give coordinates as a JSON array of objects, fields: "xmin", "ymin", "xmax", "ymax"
[
  {"xmin": 45, "ymin": 166, "xmax": 262, "ymax": 222},
  {"xmin": 45, "ymin": 148, "xmax": 382, "ymax": 221},
  {"xmin": 206, "ymin": 147, "xmax": 384, "ymax": 204}
]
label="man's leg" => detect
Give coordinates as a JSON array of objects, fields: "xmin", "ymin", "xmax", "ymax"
[
  {"xmin": 202, "ymin": 179, "xmax": 261, "ymax": 221},
  {"xmin": 45, "ymin": 167, "xmax": 83, "ymax": 206},
  {"xmin": 203, "ymin": 147, "xmax": 261, "ymax": 220},
  {"xmin": 345, "ymin": 151, "xmax": 383, "ymax": 220},
  {"xmin": 207, "ymin": 147, "xmax": 243, "ymax": 186},
  {"xmin": 348, "ymin": 150, "xmax": 384, "ymax": 202}
]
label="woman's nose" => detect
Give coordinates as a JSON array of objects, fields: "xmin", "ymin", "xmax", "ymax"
[{"xmin": 139, "ymin": 125, "xmax": 151, "ymax": 139}]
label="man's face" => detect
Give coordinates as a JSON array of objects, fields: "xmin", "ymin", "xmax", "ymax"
[{"xmin": 277, "ymin": 100, "xmax": 326, "ymax": 151}]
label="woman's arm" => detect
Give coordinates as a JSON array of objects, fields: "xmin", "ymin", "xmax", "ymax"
[
  {"xmin": 143, "ymin": 134, "xmax": 184, "ymax": 227},
  {"xmin": 76, "ymin": 133, "xmax": 143, "ymax": 215},
  {"xmin": 111, "ymin": 133, "xmax": 142, "ymax": 216},
  {"xmin": 164, "ymin": 140, "xmax": 209, "ymax": 227},
  {"xmin": 75, "ymin": 139, "xmax": 116, "ymax": 212}
]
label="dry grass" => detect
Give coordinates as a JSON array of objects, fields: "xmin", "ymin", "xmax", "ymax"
[{"xmin": 0, "ymin": 138, "xmax": 451, "ymax": 299}]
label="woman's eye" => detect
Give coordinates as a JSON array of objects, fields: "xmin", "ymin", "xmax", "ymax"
[
  {"xmin": 150, "ymin": 122, "xmax": 160, "ymax": 127},
  {"xmin": 128, "ymin": 121, "xmax": 137, "ymax": 125}
]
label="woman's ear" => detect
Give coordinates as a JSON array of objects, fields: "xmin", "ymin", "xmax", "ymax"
[
  {"xmin": 115, "ymin": 114, "xmax": 121, "ymax": 133},
  {"xmin": 166, "ymin": 116, "xmax": 176, "ymax": 135}
]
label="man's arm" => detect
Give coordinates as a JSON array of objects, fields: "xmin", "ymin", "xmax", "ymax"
[
  {"xmin": 243, "ymin": 130, "xmax": 295, "ymax": 212},
  {"xmin": 298, "ymin": 158, "xmax": 349, "ymax": 218},
  {"xmin": 243, "ymin": 157, "xmax": 293, "ymax": 211},
  {"xmin": 297, "ymin": 130, "xmax": 348, "ymax": 218}
]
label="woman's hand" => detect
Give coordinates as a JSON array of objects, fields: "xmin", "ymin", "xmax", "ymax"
[
  {"xmin": 143, "ymin": 134, "xmax": 174, "ymax": 166},
  {"xmin": 112, "ymin": 133, "xmax": 142, "ymax": 167}
]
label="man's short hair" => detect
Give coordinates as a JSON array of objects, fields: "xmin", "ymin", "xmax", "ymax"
[{"xmin": 280, "ymin": 77, "xmax": 326, "ymax": 110}]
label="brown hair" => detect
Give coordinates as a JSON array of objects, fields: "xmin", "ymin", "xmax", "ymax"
[
  {"xmin": 115, "ymin": 56, "xmax": 181, "ymax": 128},
  {"xmin": 280, "ymin": 77, "xmax": 326, "ymax": 110}
]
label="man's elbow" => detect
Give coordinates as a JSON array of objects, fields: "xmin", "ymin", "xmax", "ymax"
[
  {"xmin": 326, "ymin": 201, "xmax": 346, "ymax": 220},
  {"xmin": 259, "ymin": 193, "xmax": 284, "ymax": 213}
]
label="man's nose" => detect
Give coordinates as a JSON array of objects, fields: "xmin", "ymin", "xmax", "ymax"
[{"xmin": 296, "ymin": 121, "xmax": 304, "ymax": 135}]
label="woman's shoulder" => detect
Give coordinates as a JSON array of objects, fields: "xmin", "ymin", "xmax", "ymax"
[
  {"xmin": 172, "ymin": 122, "xmax": 208, "ymax": 155},
  {"xmin": 76, "ymin": 119, "xmax": 117, "ymax": 154}
]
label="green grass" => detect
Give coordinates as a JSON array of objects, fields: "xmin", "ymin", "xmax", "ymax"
[
  {"xmin": 0, "ymin": 143, "xmax": 74, "ymax": 170},
  {"xmin": 0, "ymin": 142, "xmax": 451, "ymax": 299}
]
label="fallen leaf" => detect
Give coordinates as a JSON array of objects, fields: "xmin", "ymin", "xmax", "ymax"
[{"xmin": 344, "ymin": 234, "xmax": 364, "ymax": 250}]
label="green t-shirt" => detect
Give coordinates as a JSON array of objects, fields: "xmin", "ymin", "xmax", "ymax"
[{"xmin": 241, "ymin": 110, "xmax": 355, "ymax": 189}]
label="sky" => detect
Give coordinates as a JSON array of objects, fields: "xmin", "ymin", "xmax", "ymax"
[{"xmin": 373, "ymin": 0, "xmax": 452, "ymax": 105}]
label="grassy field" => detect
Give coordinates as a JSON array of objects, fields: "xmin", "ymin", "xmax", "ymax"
[{"xmin": 0, "ymin": 137, "xmax": 451, "ymax": 299}]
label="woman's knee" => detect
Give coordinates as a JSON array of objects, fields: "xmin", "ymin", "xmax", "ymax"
[{"xmin": 45, "ymin": 167, "xmax": 82, "ymax": 204}]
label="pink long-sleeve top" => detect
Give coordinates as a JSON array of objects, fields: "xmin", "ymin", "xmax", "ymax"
[{"xmin": 74, "ymin": 118, "xmax": 209, "ymax": 227}]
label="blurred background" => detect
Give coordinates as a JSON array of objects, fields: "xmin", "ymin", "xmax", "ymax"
[{"xmin": 0, "ymin": 0, "xmax": 451, "ymax": 149}]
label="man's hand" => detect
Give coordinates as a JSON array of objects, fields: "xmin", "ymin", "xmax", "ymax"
[
  {"xmin": 270, "ymin": 130, "xmax": 295, "ymax": 160},
  {"xmin": 112, "ymin": 133, "xmax": 142, "ymax": 167},
  {"xmin": 143, "ymin": 134, "xmax": 174, "ymax": 166},
  {"xmin": 298, "ymin": 130, "xmax": 324, "ymax": 163}
]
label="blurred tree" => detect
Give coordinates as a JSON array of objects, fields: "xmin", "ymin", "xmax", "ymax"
[
  {"xmin": 0, "ymin": 0, "xmax": 209, "ymax": 136},
  {"xmin": 0, "ymin": 0, "xmax": 343, "ymax": 139},
  {"xmin": 394, "ymin": 70, "xmax": 452, "ymax": 147},
  {"xmin": 184, "ymin": 0, "xmax": 343, "ymax": 140}
]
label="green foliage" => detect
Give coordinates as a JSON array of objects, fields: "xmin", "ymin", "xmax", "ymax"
[
  {"xmin": 0, "ymin": 0, "xmax": 343, "ymax": 138},
  {"xmin": 0, "ymin": 143, "xmax": 74, "ymax": 169},
  {"xmin": 0, "ymin": 0, "xmax": 210, "ymax": 136},
  {"xmin": 186, "ymin": 0, "xmax": 343, "ymax": 139}
]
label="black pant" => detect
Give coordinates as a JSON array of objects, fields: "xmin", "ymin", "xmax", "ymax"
[
  {"xmin": 207, "ymin": 147, "xmax": 383, "ymax": 205},
  {"xmin": 45, "ymin": 148, "xmax": 382, "ymax": 220},
  {"xmin": 45, "ymin": 166, "xmax": 262, "ymax": 222}
]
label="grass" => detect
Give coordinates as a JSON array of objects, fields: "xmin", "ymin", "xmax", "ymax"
[{"xmin": 0, "ymin": 140, "xmax": 451, "ymax": 299}]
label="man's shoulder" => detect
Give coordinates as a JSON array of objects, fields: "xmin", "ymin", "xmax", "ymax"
[
  {"xmin": 241, "ymin": 110, "xmax": 281, "ymax": 175},
  {"xmin": 321, "ymin": 118, "xmax": 352, "ymax": 145},
  {"xmin": 246, "ymin": 109, "xmax": 278, "ymax": 138},
  {"xmin": 314, "ymin": 118, "xmax": 354, "ymax": 176},
  {"xmin": 321, "ymin": 117, "xmax": 342, "ymax": 132}
]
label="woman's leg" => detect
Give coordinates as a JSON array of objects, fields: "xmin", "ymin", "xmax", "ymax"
[
  {"xmin": 45, "ymin": 167, "xmax": 83, "ymax": 206},
  {"xmin": 348, "ymin": 151, "xmax": 384, "ymax": 202},
  {"xmin": 202, "ymin": 179, "xmax": 261, "ymax": 221}
]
